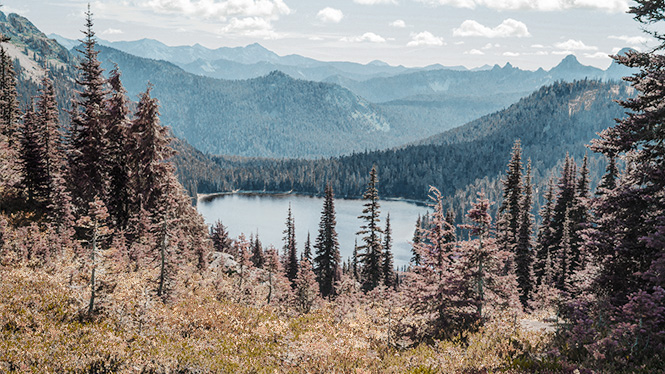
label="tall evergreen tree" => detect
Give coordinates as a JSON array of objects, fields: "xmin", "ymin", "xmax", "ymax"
[
  {"xmin": 104, "ymin": 66, "xmax": 132, "ymax": 230},
  {"xmin": 68, "ymin": 6, "xmax": 110, "ymax": 210},
  {"xmin": 534, "ymin": 177, "xmax": 556, "ymax": 284},
  {"xmin": 515, "ymin": 159, "xmax": 535, "ymax": 307},
  {"xmin": 313, "ymin": 184, "xmax": 341, "ymax": 298},
  {"xmin": 496, "ymin": 140, "xmax": 523, "ymax": 255},
  {"xmin": 357, "ymin": 165, "xmax": 383, "ymax": 291},
  {"xmin": 382, "ymin": 213, "xmax": 396, "ymax": 288},
  {"xmin": 0, "ymin": 43, "xmax": 19, "ymax": 145},
  {"xmin": 303, "ymin": 232, "xmax": 312, "ymax": 262},
  {"xmin": 283, "ymin": 204, "xmax": 298, "ymax": 283},
  {"xmin": 19, "ymin": 102, "xmax": 45, "ymax": 206},
  {"xmin": 251, "ymin": 233, "xmax": 265, "ymax": 268},
  {"xmin": 411, "ymin": 214, "xmax": 422, "ymax": 266},
  {"xmin": 596, "ymin": 154, "xmax": 618, "ymax": 195}
]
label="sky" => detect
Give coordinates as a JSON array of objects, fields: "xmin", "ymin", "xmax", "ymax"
[{"xmin": 3, "ymin": 0, "xmax": 659, "ymax": 70}]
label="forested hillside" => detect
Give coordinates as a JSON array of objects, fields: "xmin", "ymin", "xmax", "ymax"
[{"xmin": 180, "ymin": 80, "xmax": 629, "ymax": 212}]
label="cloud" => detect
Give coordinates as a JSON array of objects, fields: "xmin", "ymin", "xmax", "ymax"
[
  {"xmin": 144, "ymin": 0, "xmax": 291, "ymax": 20},
  {"xmin": 554, "ymin": 39, "xmax": 597, "ymax": 51},
  {"xmin": 453, "ymin": 19, "xmax": 530, "ymax": 38},
  {"xmin": 354, "ymin": 0, "xmax": 398, "ymax": 4},
  {"xmin": 503, "ymin": 51, "xmax": 520, "ymax": 56},
  {"xmin": 413, "ymin": 0, "xmax": 629, "ymax": 12},
  {"xmin": 609, "ymin": 35, "xmax": 650, "ymax": 46},
  {"xmin": 341, "ymin": 32, "xmax": 386, "ymax": 43},
  {"xmin": 317, "ymin": 7, "xmax": 344, "ymax": 23},
  {"xmin": 407, "ymin": 31, "xmax": 445, "ymax": 46},
  {"xmin": 531, "ymin": 44, "xmax": 544, "ymax": 48},
  {"xmin": 102, "ymin": 28, "xmax": 124, "ymax": 35},
  {"xmin": 465, "ymin": 49, "xmax": 484, "ymax": 55},
  {"xmin": 390, "ymin": 19, "xmax": 406, "ymax": 28},
  {"xmin": 584, "ymin": 51, "xmax": 610, "ymax": 59},
  {"xmin": 482, "ymin": 43, "xmax": 499, "ymax": 49},
  {"xmin": 220, "ymin": 16, "xmax": 278, "ymax": 38}
]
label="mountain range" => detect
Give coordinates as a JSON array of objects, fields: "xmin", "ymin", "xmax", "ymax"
[{"xmin": 3, "ymin": 11, "xmax": 634, "ymax": 164}]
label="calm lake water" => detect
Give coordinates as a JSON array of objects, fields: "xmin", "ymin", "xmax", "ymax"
[{"xmin": 197, "ymin": 193, "xmax": 430, "ymax": 267}]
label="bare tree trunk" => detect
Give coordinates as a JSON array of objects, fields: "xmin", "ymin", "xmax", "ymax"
[{"xmin": 88, "ymin": 219, "xmax": 98, "ymax": 316}]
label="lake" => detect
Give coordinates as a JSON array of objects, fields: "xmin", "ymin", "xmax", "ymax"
[{"xmin": 197, "ymin": 193, "xmax": 431, "ymax": 268}]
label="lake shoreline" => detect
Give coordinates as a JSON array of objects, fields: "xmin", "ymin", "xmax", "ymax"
[{"xmin": 197, "ymin": 190, "xmax": 430, "ymax": 207}]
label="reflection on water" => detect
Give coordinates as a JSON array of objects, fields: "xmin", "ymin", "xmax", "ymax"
[{"xmin": 197, "ymin": 193, "xmax": 430, "ymax": 267}]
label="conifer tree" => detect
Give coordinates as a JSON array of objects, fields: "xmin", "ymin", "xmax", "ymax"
[
  {"xmin": 596, "ymin": 154, "xmax": 618, "ymax": 194},
  {"xmin": 293, "ymin": 258, "xmax": 319, "ymax": 314},
  {"xmin": 68, "ymin": 6, "xmax": 110, "ymax": 210},
  {"xmin": 19, "ymin": 102, "xmax": 45, "ymax": 206},
  {"xmin": 35, "ymin": 75, "xmax": 72, "ymax": 225},
  {"xmin": 352, "ymin": 239, "xmax": 359, "ymax": 280},
  {"xmin": 534, "ymin": 177, "xmax": 556, "ymax": 284},
  {"xmin": 251, "ymin": 233, "xmax": 265, "ymax": 268},
  {"xmin": 515, "ymin": 160, "xmax": 535, "ymax": 307},
  {"xmin": 357, "ymin": 165, "xmax": 383, "ymax": 291},
  {"xmin": 210, "ymin": 219, "xmax": 233, "ymax": 255},
  {"xmin": 129, "ymin": 86, "xmax": 175, "ymax": 218},
  {"xmin": 283, "ymin": 204, "xmax": 298, "ymax": 283},
  {"xmin": 496, "ymin": 140, "xmax": 523, "ymax": 255},
  {"xmin": 0, "ymin": 44, "xmax": 19, "ymax": 145},
  {"xmin": 104, "ymin": 66, "xmax": 132, "ymax": 230},
  {"xmin": 411, "ymin": 214, "xmax": 422, "ymax": 266},
  {"xmin": 314, "ymin": 184, "xmax": 341, "ymax": 298},
  {"xmin": 382, "ymin": 213, "xmax": 396, "ymax": 288},
  {"xmin": 303, "ymin": 232, "xmax": 312, "ymax": 262}
]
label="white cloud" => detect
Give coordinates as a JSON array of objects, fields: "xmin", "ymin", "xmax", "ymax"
[
  {"xmin": 144, "ymin": 0, "xmax": 291, "ymax": 20},
  {"xmin": 531, "ymin": 44, "xmax": 544, "ymax": 48},
  {"xmin": 534, "ymin": 50, "xmax": 549, "ymax": 55},
  {"xmin": 317, "ymin": 7, "xmax": 344, "ymax": 23},
  {"xmin": 453, "ymin": 19, "xmax": 530, "ymax": 38},
  {"xmin": 482, "ymin": 43, "xmax": 500, "ymax": 49},
  {"xmin": 354, "ymin": 0, "xmax": 398, "ymax": 4},
  {"xmin": 554, "ymin": 39, "xmax": 597, "ymax": 51},
  {"xmin": 584, "ymin": 51, "xmax": 610, "ymax": 59},
  {"xmin": 309, "ymin": 36, "xmax": 324, "ymax": 41},
  {"xmin": 390, "ymin": 19, "xmax": 406, "ymax": 28},
  {"xmin": 503, "ymin": 51, "xmax": 520, "ymax": 56},
  {"xmin": 413, "ymin": 0, "xmax": 629, "ymax": 12},
  {"xmin": 341, "ymin": 32, "xmax": 386, "ymax": 43},
  {"xmin": 102, "ymin": 28, "xmax": 124, "ymax": 35},
  {"xmin": 609, "ymin": 35, "xmax": 650, "ymax": 46},
  {"xmin": 220, "ymin": 16, "xmax": 278, "ymax": 38},
  {"xmin": 407, "ymin": 31, "xmax": 445, "ymax": 46},
  {"xmin": 465, "ymin": 49, "xmax": 484, "ymax": 55}
]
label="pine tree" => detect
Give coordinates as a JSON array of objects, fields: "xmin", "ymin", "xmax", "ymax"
[
  {"xmin": 35, "ymin": 75, "xmax": 72, "ymax": 225},
  {"xmin": 105, "ymin": 66, "xmax": 132, "ymax": 230},
  {"xmin": 515, "ymin": 159, "xmax": 535, "ymax": 307},
  {"xmin": 534, "ymin": 177, "xmax": 556, "ymax": 284},
  {"xmin": 68, "ymin": 6, "xmax": 110, "ymax": 210},
  {"xmin": 283, "ymin": 204, "xmax": 298, "ymax": 283},
  {"xmin": 251, "ymin": 233, "xmax": 265, "ymax": 268},
  {"xmin": 19, "ymin": 102, "xmax": 45, "ymax": 206},
  {"xmin": 352, "ymin": 239, "xmax": 359, "ymax": 280},
  {"xmin": 596, "ymin": 154, "xmax": 618, "ymax": 195},
  {"xmin": 0, "ymin": 44, "xmax": 19, "ymax": 146},
  {"xmin": 303, "ymin": 232, "xmax": 312, "ymax": 262},
  {"xmin": 382, "ymin": 213, "xmax": 395, "ymax": 288},
  {"xmin": 496, "ymin": 140, "xmax": 523, "ymax": 256},
  {"xmin": 357, "ymin": 165, "xmax": 383, "ymax": 291},
  {"xmin": 210, "ymin": 219, "xmax": 233, "ymax": 255},
  {"xmin": 129, "ymin": 86, "xmax": 175, "ymax": 219},
  {"xmin": 293, "ymin": 258, "xmax": 319, "ymax": 314},
  {"xmin": 411, "ymin": 214, "xmax": 422, "ymax": 266},
  {"xmin": 313, "ymin": 184, "xmax": 341, "ymax": 298}
]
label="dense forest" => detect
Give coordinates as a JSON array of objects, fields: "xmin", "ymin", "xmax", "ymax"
[
  {"xmin": 0, "ymin": 2, "xmax": 664, "ymax": 373},
  {"xmin": 176, "ymin": 79, "xmax": 627, "ymax": 220}
]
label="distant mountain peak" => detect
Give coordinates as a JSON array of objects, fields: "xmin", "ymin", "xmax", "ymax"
[{"xmin": 368, "ymin": 60, "xmax": 389, "ymax": 67}]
